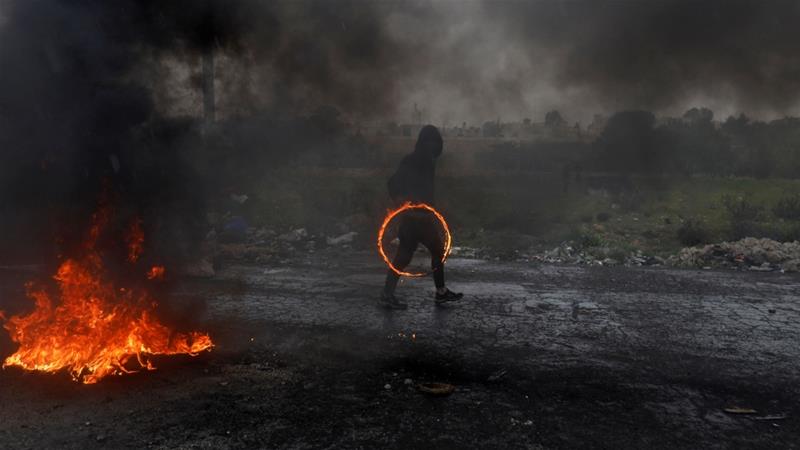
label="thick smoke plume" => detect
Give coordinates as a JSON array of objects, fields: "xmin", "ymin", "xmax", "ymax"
[{"xmin": 2, "ymin": 0, "xmax": 800, "ymax": 261}]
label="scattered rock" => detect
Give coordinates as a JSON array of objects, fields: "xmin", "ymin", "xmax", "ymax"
[
  {"xmin": 416, "ymin": 382, "xmax": 455, "ymax": 396},
  {"xmin": 384, "ymin": 383, "xmax": 392, "ymax": 390}
]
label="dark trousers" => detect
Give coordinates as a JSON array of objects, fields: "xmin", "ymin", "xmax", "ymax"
[{"xmin": 383, "ymin": 213, "xmax": 445, "ymax": 294}]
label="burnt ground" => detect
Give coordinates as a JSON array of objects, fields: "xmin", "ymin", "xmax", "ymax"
[{"xmin": 1, "ymin": 250, "xmax": 799, "ymax": 449}]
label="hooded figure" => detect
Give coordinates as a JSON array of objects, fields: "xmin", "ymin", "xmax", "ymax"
[
  {"xmin": 381, "ymin": 125, "xmax": 462, "ymax": 309},
  {"xmin": 387, "ymin": 124, "xmax": 442, "ymax": 205}
]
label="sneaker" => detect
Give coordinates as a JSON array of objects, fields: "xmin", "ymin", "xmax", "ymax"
[
  {"xmin": 379, "ymin": 292, "xmax": 408, "ymax": 310},
  {"xmin": 435, "ymin": 289, "xmax": 463, "ymax": 305}
]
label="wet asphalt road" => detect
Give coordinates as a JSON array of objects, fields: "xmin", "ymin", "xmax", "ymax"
[{"xmin": 1, "ymin": 252, "xmax": 799, "ymax": 448}]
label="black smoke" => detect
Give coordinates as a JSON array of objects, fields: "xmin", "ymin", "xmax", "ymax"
[
  {"xmin": 0, "ymin": 0, "xmax": 414, "ymax": 262},
  {"xmin": 480, "ymin": 0, "xmax": 800, "ymax": 119},
  {"xmin": 3, "ymin": 0, "xmax": 800, "ymax": 263}
]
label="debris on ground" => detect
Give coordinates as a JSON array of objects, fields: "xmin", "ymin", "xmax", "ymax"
[
  {"xmin": 449, "ymin": 246, "xmax": 480, "ymax": 258},
  {"xmin": 530, "ymin": 243, "xmax": 665, "ymax": 267},
  {"xmin": 416, "ymin": 382, "xmax": 455, "ymax": 396},
  {"xmin": 279, "ymin": 228, "xmax": 308, "ymax": 243},
  {"xmin": 670, "ymin": 238, "xmax": 800, "ymax": 272}
]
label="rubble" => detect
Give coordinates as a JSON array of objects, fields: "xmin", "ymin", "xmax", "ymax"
[
  {"xmin": 669, "ymin": 238, "xmax": 800, "ymax": 272},
  {"xmin": 530, "ymin": 243, "xmax": 664, "ymax": 267},
  {"xmin": 278, "ymin": 228, "xmax": 308, "ymax": 242}
]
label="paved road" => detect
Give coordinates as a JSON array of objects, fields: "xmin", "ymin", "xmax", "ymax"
[
  {"xmin": 1, "ymin": 252, "xmax": 799, "ymax": 448},
  {"xmin": 206, "ymin": 252, "xmax": 800, "ymax": 379}
]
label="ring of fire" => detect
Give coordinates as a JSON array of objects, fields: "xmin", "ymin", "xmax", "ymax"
[{"xmin": 377, "ymin": 202, "xmax": 452, "ymax": 277}]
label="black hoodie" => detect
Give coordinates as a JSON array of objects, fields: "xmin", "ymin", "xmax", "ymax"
[{"xmin": 387, "ymin": 125, "xmax": 443, "ymax": 205}]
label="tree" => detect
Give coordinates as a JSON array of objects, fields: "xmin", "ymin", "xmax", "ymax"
[
  {"xmin": 593, "ymin": 110, "xmax": 661, "ymax": 173},
  {"xmin": 482, "ymin": 120, "xmax": 502, "ymax": 138},
  {"xmin": 682, "ymin": 107, "xmax": 714, "ymax": 124},
  {"xmin": 545, "ymin": 110, "xmax": 566, "ymax": 128},
  {"xmin": 657, "ymin": 107, "xmax": 731, "ymax": 175}
]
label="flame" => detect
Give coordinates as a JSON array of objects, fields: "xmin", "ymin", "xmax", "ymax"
[
  {"xmin": 1, "ymin": 208, "xmax": 212, "ymax": 384},
  {"xmin": 377, "ymin": 202, "xmax": 452, "ymax": 277},
  {"xmin": 147, "ymin": 265, "xmax": 165, "ymax": 280},
  {"xmin": 125, "ymin": 218, "xmax": 145, "ymax": 263}
]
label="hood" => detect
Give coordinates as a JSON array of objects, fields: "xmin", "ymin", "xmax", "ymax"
[{"xmin": 414, "ymin": 124, "xmax": 443, "ymax": 158}]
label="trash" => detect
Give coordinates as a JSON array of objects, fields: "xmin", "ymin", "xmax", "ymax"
[
  {"xmin": 326, "ymin": 231, "xmax": 357, "ymax": 245},
  {"xmin": 671, "ymin": 238, "xmax": 800, "ymax": 272},
  {"xmin": 416, "ymin": 382, "xmax": 455, "ymax": 396},
  {"xmin": 279, "ymin": 228, "xmax": 308, "ymax": 242},
  {"xmin": 724, "ymin": 407, "xmax": 757, "ymax": 414}
]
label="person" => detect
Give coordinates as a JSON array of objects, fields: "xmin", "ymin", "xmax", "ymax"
[{"xmin": 380, "ymin": 125, "xmax": 463, "ymax": 310}]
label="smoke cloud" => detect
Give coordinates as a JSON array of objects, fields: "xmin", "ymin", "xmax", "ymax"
[{"xmin": 2, "ymin": 0, "xmax": 800, "ymax": 260}]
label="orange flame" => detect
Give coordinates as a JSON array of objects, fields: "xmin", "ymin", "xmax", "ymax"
[
  {"xmin": 1, "ymin": 209, "xmax": 212, "ymax": 384},
  {"xmin": 146, "ymin": 265, "xmax": 166, "ymax": 280},
  {"xmin": 377, "ymin": 202, "xmax": 452, "ymax": 277},
  {"xmin": 125, "ymin": 218, "xmax": 145, "ymax": 263}
]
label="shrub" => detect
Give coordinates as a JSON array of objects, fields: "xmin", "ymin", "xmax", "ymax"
[
  {"xmin": 615, "ymin": 190, "xmax": 645, "ymax": 212},
  {"xmin": 677, "ymin": 218, "xmax": 710, "ymax": 246},
  {"xmin": 780, "ymin": 224, "xmax": 800, "ymax": 242},
  {"xmin": 773, "ymin": 194, "xmax": 800, "ymax": 220},
  {"xmin": 721, "ymin": 195, "xmax": 763, "ymax": 222},
  {"xmin": 727, "ymin": 221, "xmax": 779, "ymax": 241},
  {"xmin": 575, "ymin": 231, "xmax": 603, "ymax": 249}
]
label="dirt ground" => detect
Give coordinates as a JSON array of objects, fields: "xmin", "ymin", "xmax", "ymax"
[{"xmin": 1, "ymin": 250, "xmax": 799, "ymax": 449}]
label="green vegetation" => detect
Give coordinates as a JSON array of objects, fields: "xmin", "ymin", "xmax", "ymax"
[{"xmin": 236, "ymin": 167, "xmax": 800, "ymax": 258}]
